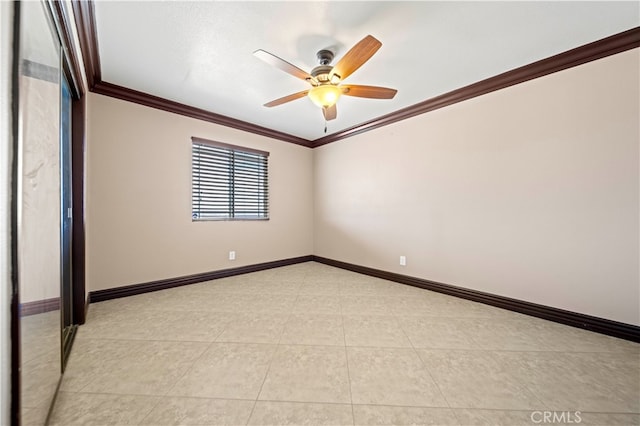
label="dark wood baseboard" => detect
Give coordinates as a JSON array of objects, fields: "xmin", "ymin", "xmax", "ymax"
[
  {"xmin": 86, "ymin": 254, "xmax": 639, "ymax": 343},
  {"xmin": 89, "ymin": 255, "xmax": 314, "ymax": 303},
  {"xmin": 312, "ymin": 256, "xmax": 640, "ymax": 343},
  {"xmin": 19, "ymin": 297, "xmax": 60, "ymax": 317}
]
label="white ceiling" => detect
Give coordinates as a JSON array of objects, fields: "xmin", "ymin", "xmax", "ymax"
[{"xmin": 93, "ymin": 1, "xmax": 638, "ymax": 141}]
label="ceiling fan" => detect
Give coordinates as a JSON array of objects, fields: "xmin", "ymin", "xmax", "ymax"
[{"xmin": 254, "ymin": 35, "xmax": 397, "ymax": 124}]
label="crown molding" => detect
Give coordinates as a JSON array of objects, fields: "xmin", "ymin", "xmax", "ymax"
[
  {"xmin": 93, "ymin": 81, "xmax": 312, "ymax": 147},
  {"xmin": 311, "ymin": 26, "xmax": 640, "ymax": 147},
  {"xmin": 72, "ymin": 0, "xmax": 311, "ymax": 147},
  {"xmin": 72, "ymin": 0, "xmax": 100, "ymax": 90},
  {"xmin": 71, "ymin": 1, "xmax": 639, "ymax": 149}
]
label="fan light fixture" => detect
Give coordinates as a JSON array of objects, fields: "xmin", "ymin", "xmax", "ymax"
[
  {"xmin": 308, "ymin": 84, "xmax": 342, "ymax": 108},
  {"xmin": 254, "ymin": 35, "xmax": 397, "ymax": 122}
]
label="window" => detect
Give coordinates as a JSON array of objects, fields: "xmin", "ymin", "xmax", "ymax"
[{"xmin": 191, "ymin": 137, "xmax": 269, "ymax": 221}]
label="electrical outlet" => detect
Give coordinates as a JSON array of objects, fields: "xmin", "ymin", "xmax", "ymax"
[
  {"xmin": 399, "ymin": 256, "xmax": 406, "ymax": 266},
  {"xmin": 229, "ymin": 251, "xmax": 236, "ymax": 261}
]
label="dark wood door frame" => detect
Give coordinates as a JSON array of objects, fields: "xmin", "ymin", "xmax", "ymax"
[
  {"xmin": 71, "ymin": 94, "xmax": 86, "ymax": 325},
  {"xmin": 56, "ymin": 1, "xmax": 87, "ymax": 326}
]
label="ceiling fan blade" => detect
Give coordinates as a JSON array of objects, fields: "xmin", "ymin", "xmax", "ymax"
[
  {"xmin": 341, "ymin": 84, "xmax": 397, "ymax": 99},
  {"xmin": 254, "ymin": 49, "xmax": 316, "ymax": 84},
  {"xmin": 264, "ymin": 90, "xmax": 309, "ymax": 107},
  {"xmin": 322, "ymin": 104, "xmax": 337, "ymax": 121},
  {"xmin": 329, "ymin": 35, "xmax": 382, "ymax": 82}
]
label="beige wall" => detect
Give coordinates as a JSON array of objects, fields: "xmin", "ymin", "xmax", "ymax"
[
  {"xmin": 314, "ymin": 49, "xmax": 639, "ymax": 326},
  {"xmin": 87, "ymin": 49, "xmax": 638, "ymax": 326},
  {"xmin": 86, "ymin": 93, "xmax": 314, "ymax": 292}
]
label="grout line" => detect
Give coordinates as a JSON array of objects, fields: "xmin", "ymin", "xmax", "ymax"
[
  {"xmin": 56, "ymin": 263, "xmax": 639, "ymax": 423},
  {"xmin": 244, "ymin": 281, "xmax": 297, "ymax": 425},
  {"xmin": 340, "ymin": 312, "xmax": 356, "ymax": 425},
  {"xmin": 391, "ymin": 302, "xmax": 454, "ymax": 411},
  {"xmin": 161, "ymin": 340, "xmax": 215, "ymax": 398},
  {"xmin": 52, "ymin": 389, "xmax": 640, "ymax": 415}
]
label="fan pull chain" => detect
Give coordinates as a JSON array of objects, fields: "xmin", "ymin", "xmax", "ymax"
[{"xmin": 324, "ymin": 119, "xmax": 327, "ymax": 134}]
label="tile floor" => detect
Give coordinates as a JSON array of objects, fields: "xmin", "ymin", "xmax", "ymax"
[{"xmin": 48, "ymin": 262, "xmax": 639, "ymax": 425}]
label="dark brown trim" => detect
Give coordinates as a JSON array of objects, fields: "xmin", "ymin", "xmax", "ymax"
[
  {"xmin": 72, "ymin": 0, "xmax": 100, "ymax": 89},
  {"xmin": 10, "ymin": 2, "xmax": 21, "ymax": 424},
  {"xmin": 49, "ymin": 0, "xmax": 84, "ymax": 97},
  {"xmin": 19, "ymin": 298, "xmax": 61, "ymax": 317},
  {"xmin": 312, "ymin": 256, "xmax": 640, "ymax": 343},
  {"xmin": 71, "ymin": 95, "xmax": 86, "ymax": 325},
  {"xmin": 48, "ymin": 0, "xmax": 87, "ymax": 324},
  {"xmin": 71, "ymin": 0, "xmax": 639, "ymax": 149},
  {"xmin": 71, "ymin": 0, "xmax": 310, "ymax": 147},
  {"xmin": 94, "ymin": 81, "xmax": 311, "ymax": 147},
  {"xmin": 89, "ymin": 255, "xmax": 313, "ymax": 303},
  {"xmin": 311, "ymin": 27, "xmax": 640, "ymax": 147}
]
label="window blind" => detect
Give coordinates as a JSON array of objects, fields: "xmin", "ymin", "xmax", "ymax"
[{"xmin": 192, "ymin": 137, "xmax": 269, "ymax": 220}]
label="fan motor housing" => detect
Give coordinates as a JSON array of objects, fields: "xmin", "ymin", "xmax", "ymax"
[
  {"xmin": 310, "ymin": 65, "xmax": 333, "ymax": 82},
  {"xmin": 316, "ymin": 49, "xmax": 334, "ymax": 65}
]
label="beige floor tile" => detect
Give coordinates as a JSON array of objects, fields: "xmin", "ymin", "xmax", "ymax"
[
  {"xmin": 216, "ymin": 294, "xmax": 296, "ymax": 314},
  {"xmin": 21, "ymin": 350, "xmax": 60, "ymax": 409},
  {"xmin": 398, "ymin": 316, "xmax": 481, "ymax": 349},
  {"xmin": 54, "ymin": 262, "xmax": 640, "ymax": 424},
  {"xmin": 61, "ymin": 337, "xmax": 208, "ymax": 393},
  {"xmin": 77, "ymin": 340, "xmax": 210, "ymax": 395},
  {"xmin": 576, "ymin": 412, "xmax": 640, "ymax": 425},
  {"xmin": 81, "ymin": 309, "xmax": 233, "ymax": 342},
  {"xmin": 347, "ymin": 347, "xmax": 448, "ymax": 407},
  {"xmin": 384, "ymin": 295, "xmax": 455, "ymax": 317},
  {"xmin": 455, "ymin": 409, "xmax": 640, "ymax": 426},
  {"xmin": 48, "ymin": 392, "xmax": 160, "ymax": 426},
  {"xmin": 169, "ymin": 342, "xmax": 276, "ymax": 399},
  {"xmin": 387, "ymin": 294, "xmax": 506, "ymax": 318},
  {"xmin": 340, "ymin": 279, "xmax": 396, "ymax": 296},
  {"xmin": 533, "ymin": 321, "xmax": 640, "ymax": 353},
  {"xmin": 95, "ymin": 289, "xmax": 213, "ymax": 313},
  {"xmin": 270, "ymin": 268, "xmax": 308, "ymax": 281},
  {"xmin": 205, "ymin": 294, "xmax": 265, "ymax": 313},
  {"xmin": 453, "ymin": 408, "xmax": 544, "ymax": 425},
  {"xmin": 298, "ymin": 280, "xmax": 343, "ymax": 295},
  {"xmin": 353, "ymin": 404, "xmax": 458, "ymax": 425},
  {"xmin": 417, "ymin": 349, "xmax": 544, "ymax": 410},
  {"xmin": 340, "ymin": 295, "xmax": 392, "ymax": 315},
  {"xmin": 192, "ymin": 280, "xmax": 269, "ymax": 295},
  {"xmin": 139, "ymin": 396, "xmax": 255, "ymax": 425},
  {"xmin": 259, "ymin": 345, "xmax": 351, "ymax": 403},
  {"xmin": 468, "ymin": 318, "xmax": 560, "ymax": 351},
  {"xmin": 21, "ymin": 401, "xmax": 51, "ymax": 426},
  {"xmin": 248, "ymin": 401, "xmax": 354, "ymax": 425},
  {"xmin": 381, "ymin": 283, "xmax": 442, "ymax": 298},
  {"xmin": 292, "ymin": 295, "xmax": 342, "ymax": 314},
  {"xmin": 257, "ymin": 280, "xmax": 302, "ymax": 294},
  {"xmin": 59, "ymin": 337, "xmax": 109, "ymax": 392},
  {"xmin": 21, "ymin": 310, "xmax": 60, "ymax": 364},
  {"xmin": 509, "ymin": 351, "xmax": 640, "ymax": 412},
  {"xmin": 86, "ymin": 294, "xmax": 165, "ymax": 314},
  {"xmin": 216, "ymin": 313, "xmax": 288, "ymax": 343},
  {"xmin": 443, "ymin": 298, "xmax": 517, "ymax": 319},
  {"xmin": 280, "ymin": 314, "xmax": 345, "ymax": 346},
  {"xmin": 343, "ymin": 315, "xmax": 412, "ymax": 348}
]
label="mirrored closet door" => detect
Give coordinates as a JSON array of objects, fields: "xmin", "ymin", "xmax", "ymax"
[{"xmin": 16, "ymin": 1, "xmax": 77, "ymax": 424}]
